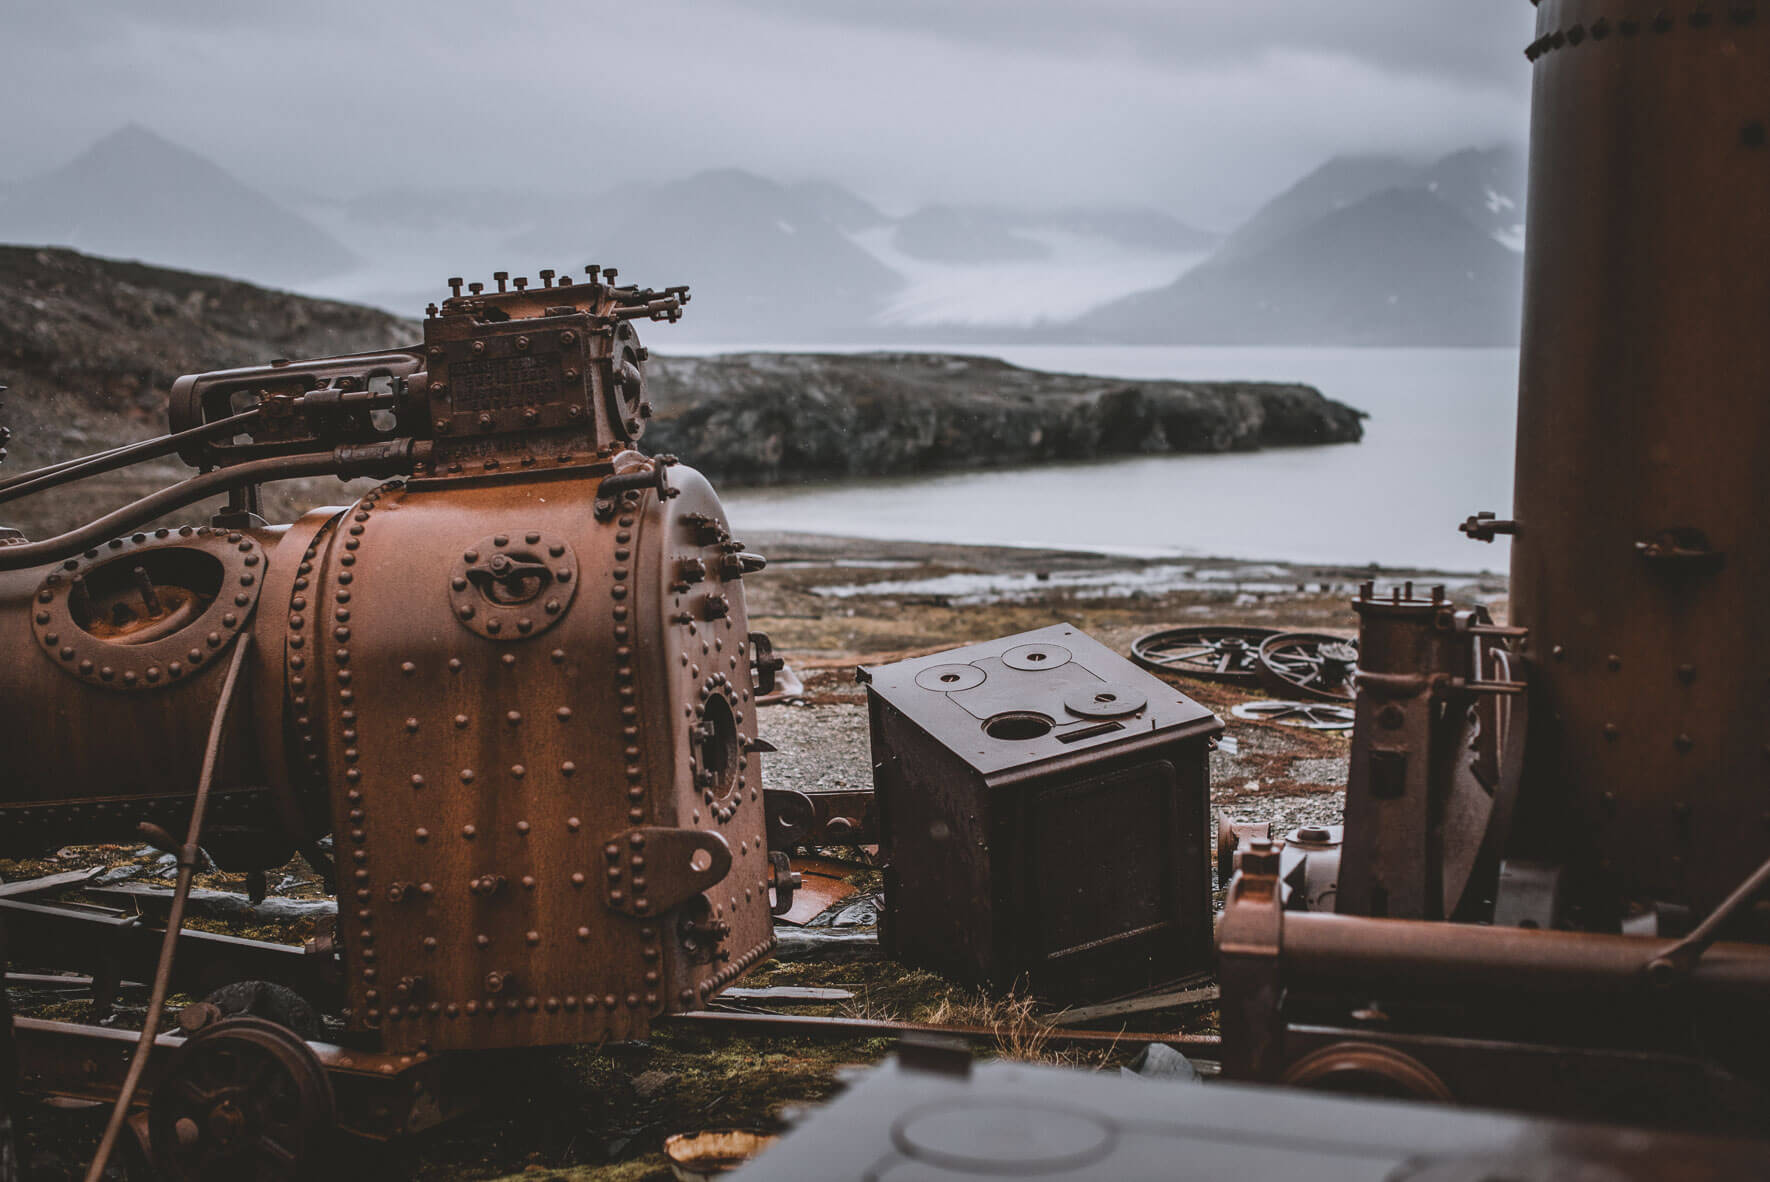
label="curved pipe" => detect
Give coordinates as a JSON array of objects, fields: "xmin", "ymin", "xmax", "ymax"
[
  {"xmin": 0, "ymin": 408, "xmax": 263, "ymax": 506},
  {"xmin": 0, "ymin": 442, "xmax": 413, "ymax": 571}
]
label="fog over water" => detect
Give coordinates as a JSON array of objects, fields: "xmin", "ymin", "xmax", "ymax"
[{"xmin": 673, "ymin": 345, "xmax": 1521, "ymax": 572}]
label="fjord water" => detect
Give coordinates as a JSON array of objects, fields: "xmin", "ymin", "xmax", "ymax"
[{"xmin": 672, "ymin": 345, "xmax": 1520, "ymax": 573}]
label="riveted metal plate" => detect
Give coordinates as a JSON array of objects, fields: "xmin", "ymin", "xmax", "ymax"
[
  {"xmin": 447, "ymin": 531, "xmax": 579, "ymax": 641},
  {"xmin": 30, "ymin": 527, "xmax": 262, "ymax": 692}
]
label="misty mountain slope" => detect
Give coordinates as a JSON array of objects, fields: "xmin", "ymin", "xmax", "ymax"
[
  {"xmin": 0, "ymin": 124, "xmax": 358, "ymax": 285},
  {"xmin": 1047, "ymin": 206, "xmax": 1219, "ymax": 253},
  {"xmin": 1079, "ymin": 187, "xmax": 1523, "ymax": 346},
  {"xmin": 540, "ymin": 169, "xmax": 903, "ymax": 340},
  {"xmin": 1418, "ymin": 145, "xmax": 1527, "ymax": 250},
  {"xmin": 887, "ymin": 203, "xmax": 1217, "ymax": 266},
  {"xmin": 788, "ymin": 180, "xmax": 891, "ymax": 233},
  {"xmin": 1212, "ymin": 154, "xmax": 1421, "ymax": 265},
  {"xmin": 893, "ymin": 205, "xmax": 1051, "ymax": 263}
]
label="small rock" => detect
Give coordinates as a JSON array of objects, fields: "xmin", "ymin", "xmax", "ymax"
[{"xmin": 632, "ymin": 1069, "xmax": 677, "ymax": 1100}]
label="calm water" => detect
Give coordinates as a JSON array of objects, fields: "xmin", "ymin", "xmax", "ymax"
[{"xmin": 666, "ymin": 344, "xmax": 1520, "ymax": 573}]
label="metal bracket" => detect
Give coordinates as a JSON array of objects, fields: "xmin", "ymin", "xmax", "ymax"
[
  {"xmin": 602, "ymin": 827, "xmax": 731, "ymax": 917},
  {"xmin": 1459, "ymin": 510, "xmax": 1518, "ymax": 542},
  {"xmin": 768, "ymin": 851, "xmax": 802, "ymax": 916},
  {"xmin": 750, "ymin": 631, "xmax": 785, "ymax": 695},
  {"xmin": 1636, "ymin": 527, "xmax": 1725, "ymax": 575}
]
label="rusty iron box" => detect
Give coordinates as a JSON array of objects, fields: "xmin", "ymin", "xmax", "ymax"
[{"xmin": 860, "ymin": 623, "xmax": 1221, "ymax": 1000}]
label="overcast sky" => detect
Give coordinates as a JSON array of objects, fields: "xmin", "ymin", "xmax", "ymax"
[{"xmin": 3, "ymin": 0, "xmax": 1537, "ymax": 229}]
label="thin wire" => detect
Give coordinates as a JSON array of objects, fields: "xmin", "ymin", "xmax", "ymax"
[{"xmin": 83, "ymin": 633, "xmax": 253, "ymax": 1182}]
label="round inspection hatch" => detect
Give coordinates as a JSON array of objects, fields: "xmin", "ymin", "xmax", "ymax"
[
  {"xmin": 1063, "ymin": 684, "xmax": 1148, "ymax": 719},
  {"xmin": 448, "ymin": 531, "xmax": 579, "ymax": 641},
  {"xmin": 915, "ymin": 663, "xmax": 987, "ymax": 693},
  {"xmin": 32, "ymin": 528, "xmax": 261, "ymax": 692},
  {"xmin": 892, "ymin": 1101, "xmax": 1115, "ymax": 1174},
  {"xmin": 1002, "ymin": 643, "xmax": 1071, "ymax": 672}
]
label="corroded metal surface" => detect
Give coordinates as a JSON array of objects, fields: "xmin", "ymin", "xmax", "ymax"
[
  {"xmin": 0, "ymin": 265, "xmax": 774, "ymax": 1080},
  {"xmin": 1512, "ymin": 0, "xmax": 1770, "ymax": 919},
  {"xmin": 1213, "ymin": 4, "xmax": 1770, "ymax": 1132}
]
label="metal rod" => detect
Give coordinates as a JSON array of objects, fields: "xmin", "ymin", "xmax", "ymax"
[
  {"xmin": 1648, "ymin": 851, "xmax": 1770, "ymax": 980},
  {"xmin": 84, "ymin": 632, "xmax": 252, "ymax": 1182},
  {"xmin": 1279, "ymin": 911, "xmax": 1770, "ymax": 997},
  {"xmin": 0, "ymin": 444, "xmax": 412, "ymax": 572},
  {"xmin": 0, "ymin": 408, "xmax": 262, "ymax": 506}
]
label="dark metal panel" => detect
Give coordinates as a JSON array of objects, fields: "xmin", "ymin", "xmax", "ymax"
[{"xmin": 867, "ymin": 625, "xmax": 1219, "ymax": 999}]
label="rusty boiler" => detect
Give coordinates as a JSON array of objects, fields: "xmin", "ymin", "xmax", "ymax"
[
  {"xmin": 0, "ymin": 267, "xmax": 781, "ymax": 1064},
  {"xmin": 862, "ymin": 624, "xmax": 1222, "ymax": 1000},
  {"xmin": 1215, "ymin": 1, "xmax": 1770, "ymax": 1133}
]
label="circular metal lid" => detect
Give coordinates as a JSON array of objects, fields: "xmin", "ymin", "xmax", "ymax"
[
  {"xmin": 1002, "ymin": 642, "xmax": 1071, "ymax": 672},
  {"xmin": 915, "ymin": 663, "xmax": 987, "ymax": 693},
  {"xmin": 1063, "ymin": 684, "xmax": 1148, "ymax": 718},
  {"xmin": 892, "ymin": 1101, "xmax": 1115, "ymax": 1173}
]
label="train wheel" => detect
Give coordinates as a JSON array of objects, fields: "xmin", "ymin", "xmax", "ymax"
[{"xmin": 147, "ymin": 1016, "xmax": 334, "ymax": 1182}]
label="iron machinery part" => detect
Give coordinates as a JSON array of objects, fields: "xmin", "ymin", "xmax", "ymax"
[
  {"xmin": 762, "ymin": 787, "xmax": 877, "ymax": 851},
  {"xmin": 768, "ymin": 851, "xmax": 802, "ymax": 916},
  {"xmin": 1229, "ymin": 700, "xmax": 1355, "ymax": 730},
  {"xmin": 1337, "ymin": 587, "xmax": 1526, "ymax": 923},
  {"xmin": 1279, "ymin": 1041, "xmax": 1452, "ymax": 1103},
  {"xmin": 1512, "ymin": 0, "xmax": 1770, "ymax": 919},
  {"xmin": 1256, "ymin": 632, "xmax": 1358, "ymax": 703},
  {"xmin": 0, "ymin": 445, "xmax": 413, "ymax": 573},
  {"xmin": 29, "ymin": 527, "xmax": 263, "ymax": 694},
  {"xmin": 1217, "ymin": 817, "xmax": 1273, "ymax": 888},
  {"xmin": 1280, "ymin": 825, "xmax": 1343, "ymax": 913},
  {"xmin": 147, "ymin": 1016, "xmax": 336, "ymax": 1182},
  {"xmin": 604, "ymin": 320, "xmax": 652, "ymax": 441},
  {"xmin": 447, "ymin": 530, "xmax": 580, "ymax": 641},
  {"xmin": 863, "ymin": 624, "xmax": 1222, "ymax": 1001},
  {"xmin": 310, "ymin": 466, "xmax": 773, "ymax": 1053},
  {"xmin": 1129, "ymin": 625, "xmax": 1279, "ymax": 684}
]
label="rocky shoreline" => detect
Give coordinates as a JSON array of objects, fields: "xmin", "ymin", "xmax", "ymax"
[
  {"xmin": 2, "ymin": 246, "xmax": 1366, "ymax": 537},
  {"xmin": 645, "ymin": 351, "xmax": 1364, "ymax": 485}
]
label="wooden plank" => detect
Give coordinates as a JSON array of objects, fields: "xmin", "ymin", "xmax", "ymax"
[
  {"xmin": 0, "ymin": 867, "xmax": 101, "ymax": 898},
  {"xmin": 1052, "ymin": 983, "xmax": 1219, "ymax": 1027}
]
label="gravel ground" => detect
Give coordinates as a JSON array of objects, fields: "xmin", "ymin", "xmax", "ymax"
[{"xmin": 757, "ymin": 702, "xmax": 873, "ymax": 796}]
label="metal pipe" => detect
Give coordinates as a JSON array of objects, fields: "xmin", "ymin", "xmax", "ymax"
[
  {"xmin": 83, "ymin": 633, "xmax": 252, "ymax": 1182},
  {"xmin": 0, "ymin": 443, "xmax": 412, "ymax": 571},
  {"xmin": 1279, "ymin": 912, "xmax": 1770, "ymax": 998},
  {"xmin": 0, "ymin": 408, "xmax": 262, "ymax": 506}
]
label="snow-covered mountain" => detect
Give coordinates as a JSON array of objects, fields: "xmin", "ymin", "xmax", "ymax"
[{"xmin": 0, "ymin": 127, "xmax": 1529, "ymax": 345}]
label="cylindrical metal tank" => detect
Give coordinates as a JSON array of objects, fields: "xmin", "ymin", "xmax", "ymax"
[
  {"xmin": 0, "ymin": 523, "xmax": 292, "ymax": 865},
  {"xmin": 1512, "ymin": 3, "xmax": 1770, "ymax": 917}
]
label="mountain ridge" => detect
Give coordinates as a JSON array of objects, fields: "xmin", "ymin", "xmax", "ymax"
[{"xmin": 0, "ymin": 124, "xmax": 358, "ymax": 285}]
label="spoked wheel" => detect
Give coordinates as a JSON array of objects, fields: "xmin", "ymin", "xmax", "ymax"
[
  {"xmin": 1130, "ymin": 626, "xmax": 1280, "ymax": 684},
  {"xmin": 1230, "ymin": 700, "xmax": 1357, "ymax": 730},
  {"xmin": 1257, "ymin": 632, "xmax": 1359, "ymax": 702},
  {"xmin": 148, "ymin": 1016, "xmax": 334, "ymax": 1182}
]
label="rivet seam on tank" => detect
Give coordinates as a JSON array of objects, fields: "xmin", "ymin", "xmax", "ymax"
[
  {"xmin": 31, "ymin": 526, "xmax": 263, "ymax": 692},
  {"xmin": 335, "ymin": 485, "xmax": 396, "ymax": 1029},
  {"xmin": 1525, "ymin": 7, "xmax": 1754, "ymax": 61},
  {"xmin": 609, "ymin": 491, "xmax": 663, "ymax": 1016}
]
